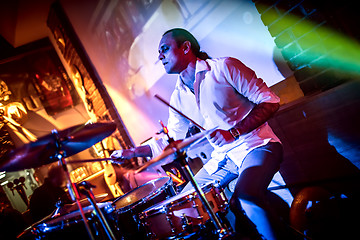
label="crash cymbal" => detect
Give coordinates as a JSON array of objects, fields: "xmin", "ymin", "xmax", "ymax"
[
  {"xmin": 0, "ymin": 122, "xmax": 117, "ymax": 172},
  {"xmin": 135, "ymin": 127, "xmax": 216, "ymax": 173}
]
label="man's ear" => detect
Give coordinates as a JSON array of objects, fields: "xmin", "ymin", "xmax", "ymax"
[{"xmin": 182, "ymin": 40, "xmax": 191, "ymax": 55}]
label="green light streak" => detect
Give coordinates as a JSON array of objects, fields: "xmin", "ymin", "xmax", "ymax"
[{"xmin": 262, "ymin": 5, "xmax": 360, "ymax": 77}]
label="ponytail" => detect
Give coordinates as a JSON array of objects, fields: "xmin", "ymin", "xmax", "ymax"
[{"xmin": 197, "ymin": 51, "xmax": 211, "ymax": 60}]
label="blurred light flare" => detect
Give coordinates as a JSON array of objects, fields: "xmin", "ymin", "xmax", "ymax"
[
  {"xmin": 260, "ymin": 4, "xmax": 360, "ymax": 76},
  {"xmin": 104, "ymin": 84, "xmax": 160, "ymax": 144}
]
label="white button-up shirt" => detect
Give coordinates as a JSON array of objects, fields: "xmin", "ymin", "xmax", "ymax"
[{"xmin": 149, "ymin": 57, "xmax": 281, "ymax": 175}]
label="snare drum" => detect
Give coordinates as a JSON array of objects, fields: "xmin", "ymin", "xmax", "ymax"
[
  {"xmin": 20, "ymin": 202, "xmax": 116, "ymax": 240},
  {"xmin": 112, "ymin": 176, "xmax": 175, "ymax": 239},
  {"xmin": 139, "ymin": 182, "xmax": 228, "ymax": 239}
]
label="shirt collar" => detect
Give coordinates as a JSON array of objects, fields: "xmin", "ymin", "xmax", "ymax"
[
  {"xmin": 195, "ymin": 58, "xmax": 211, "ymax": 74},
  {"xmin": 176, "ymin": 58, "xmax": 211, "ymax": 91}
]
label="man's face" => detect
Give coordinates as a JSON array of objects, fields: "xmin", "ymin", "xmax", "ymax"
[{"xmin": 158, "ymin": 32, "xmax": 187, "ymax": 74}]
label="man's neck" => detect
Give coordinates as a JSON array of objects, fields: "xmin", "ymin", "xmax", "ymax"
[{"xmin": 180, "ymin": 59, "xmax": 196, "ymax": 92}]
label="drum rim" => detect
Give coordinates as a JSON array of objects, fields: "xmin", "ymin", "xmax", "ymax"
[
  {"xmin": 113, "ymin": 176, "xmax": 172, "ymax": 212},
  {"xmin": 140, "ymin": 181, "xmax": 217, "ymax": 216}
]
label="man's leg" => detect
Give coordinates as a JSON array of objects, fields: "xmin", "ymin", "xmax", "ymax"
[
  {"xmin": 230, "ymin": 142, "xmax": 287, "ymax": 240},
  {"xmin": 181, "ymin": 158, "xmax": 238, "ymax": 192}
]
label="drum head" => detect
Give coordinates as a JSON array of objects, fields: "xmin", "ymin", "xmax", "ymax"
[{"xmin": 113, "ymin": 177, "xmax": 170, "ymax": 212}]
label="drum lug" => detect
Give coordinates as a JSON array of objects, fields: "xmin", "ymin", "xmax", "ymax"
[
  {"xmin": 164, "ymin": 212, "xmax": 176, "ymax": 234},
  {"xmin": 181, "ymin": 213, "xmax": 193, "ymax": 232},
  {"xmin": 217, "ymin": 190, "xmax": 229, "ymax": 211}
]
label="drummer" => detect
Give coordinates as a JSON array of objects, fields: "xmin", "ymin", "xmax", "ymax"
[
  {"xmin": 111, "ymin": 28, "xmax": 290, "ymax": 239},
  {"xmin": 29, "ymin": 164, "xmax": 71, "ymax": 223}
]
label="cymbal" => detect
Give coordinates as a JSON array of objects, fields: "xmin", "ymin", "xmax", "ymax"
[
  {"xmin": 135, "ymin": 127, "xmax": 216, "ymax": 173},
  {"xmin": 0, "ymin": 122, "xmax": 117, "ymax": 172},
  {"xmin": 56, "ymin": 193, "xmax": 109, "ymax": 215}
]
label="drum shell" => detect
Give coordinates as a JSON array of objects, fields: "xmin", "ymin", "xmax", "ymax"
[
  {"xmin": 139, "ymin": 183, "xmax": 228, "ymax": 239},
  {"xmin": 112, "ymin": 177, "xmax": 175, "ymax": 239}
]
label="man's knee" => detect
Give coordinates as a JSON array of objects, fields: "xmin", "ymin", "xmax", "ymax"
[
  {"xmin": 229, "ymin": 193, "xmax": 251, "ymax": 213},
  {"xmin": 230, "ymin": 190, "xmax": 265, "ymax": 213}
]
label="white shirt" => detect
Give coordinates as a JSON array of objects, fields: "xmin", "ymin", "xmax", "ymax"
[{"xmin": 149, "ymin": 57, "xmax": 281, "ymax": 175}]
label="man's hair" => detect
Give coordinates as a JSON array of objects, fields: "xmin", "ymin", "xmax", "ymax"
[{"xmin": 163, "ymin": 28, "xmax": 211, "ymax": 60}]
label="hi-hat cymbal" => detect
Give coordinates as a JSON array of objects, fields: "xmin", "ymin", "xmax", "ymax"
[
  {"xmin": 0, "ymin": 122, "xmax": 117, "ymax": 172},
  {"xmin": 135, "ymin": 127, "xmax": 216, "ymax": 173},
  {"xmin": 56, "ymin": 193, "xmax": 109, "ymax": 215}
]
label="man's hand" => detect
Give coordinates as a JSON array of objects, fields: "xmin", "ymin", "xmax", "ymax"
[
  {"xmin": 110, "ymin": 145, "xmax": 153, "ymax": 162},
  {"xmin": 163, "ymin": 139, "xmax": 183, "ymax": 151},
  {"xmin": 209, "ymin": 129, "xmax": 235, "ymax": 147},
  {"xmin": 110, "ymin": 149, "xmax": 134, "ymax": 160}
]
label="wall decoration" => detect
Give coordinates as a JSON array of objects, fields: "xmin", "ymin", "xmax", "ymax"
[
  {"xmin": 0, "ymin": 42, "xmax": 79, "ymax": 117},
  {"xmin": 0, "ymin": 40, "xmax": 79, "ymax": 160},
  {"xmin": 47, "ymin": 1, "xmax": 134, "ymax": 152}
]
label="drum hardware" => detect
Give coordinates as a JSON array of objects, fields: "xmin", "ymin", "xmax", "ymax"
[
  {"xmin": 139, "ymin": 181, "xmax": 230, "ymax": 239},
  {"xmin": 78, "ymin": 181, "xmax": 117, "ymax": 240},
  {"xmin": 136, "ymin": 122, "xmax": 232, "ymax": 239},
  {"xmin": 111, "ymin": 176, "xmax": 175, "ymax": 239},
  {"xmin": 174, "ymin": 152, "xmax": 230, "ymax": 239},
  {"xmin": 134, "ymin": 127, "xmax": 215, "ymax": 174},
  {"xmin": 53, "ymin": 129, "xmax": 96, "ymax": 240},
  {"xmin": 1, "ymin": 121, "xmax": 117, "ymax": 240},
  {"xmin": 0, "ymin": 122, "xmax": 117, "ymax": 172},
  {"xmin": 18, "ymin": 201, "xmax": 116, "ymax": 240},
  {"xmin": 55, "ymin": 193, "xmax": 109, "ymax": 215}
]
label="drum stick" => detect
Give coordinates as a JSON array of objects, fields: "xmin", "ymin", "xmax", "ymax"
[
  {"xmin": 154, "ymin": 94, "xmax": 205, "ymax": 131},
  {"xmin": 66, "ymin": 158, "xmax": 118, "ymax": 164}
]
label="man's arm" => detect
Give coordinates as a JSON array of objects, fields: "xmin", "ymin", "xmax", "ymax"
[
  {"xmin": 229, "ymin": 102, "xmax": 279, "ymax": 139},
  {"xmin": 110, "ymin": 145, "xmax": 153, "ymax": 160},
  {"xmin": 210, "ymin": 102, "xmax": 279, "ymax": 146}
]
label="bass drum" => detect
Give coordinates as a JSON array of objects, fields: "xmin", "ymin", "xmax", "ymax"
[
  {"xmin": 112, "ymin": 176, "xmax": 175, "ymax": 239},
  {"xmin": 139, "ymin": 182, "xmax": 229, "ymax": 240}
]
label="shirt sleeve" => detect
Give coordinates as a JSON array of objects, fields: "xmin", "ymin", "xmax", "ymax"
[
  {"xmin": 166, "ymin": 89, "xmax": 190, "ymax": 140},
  {"xmin": 146, "ymin": 137, "xmax": 168, "ymax": 158},
  {"xmin": 222, "ymin": 57, "xmax": 280, "ymax": 104},
  {"xmin": 147, "ymin": 86, "xmax": 191, "ymax": 157}
]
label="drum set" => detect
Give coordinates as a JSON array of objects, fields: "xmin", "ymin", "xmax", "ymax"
[{"xmin": 0, "ymin": 122, "xmax": 233, "ymax": 240}]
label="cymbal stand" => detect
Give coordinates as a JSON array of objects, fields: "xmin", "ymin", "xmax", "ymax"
[
  {"xmin": 174, "ymin": 150, "xmax": 231, "ymax": 239},
  {"xmin": 158, "ymin": 121, "xmax": 230, "ymax": 238},
  {"xmin": 78, "ymin": 181, "xmax": 117, "ymax": 240},
  {"xmin": 52, "ymin": 130, "xmax": 95, "ymax": 240}
]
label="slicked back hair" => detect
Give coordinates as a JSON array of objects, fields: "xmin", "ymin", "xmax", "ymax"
[{"xmin": 163, "ymin": 28, "xmax": 211, "ymax": 60}]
